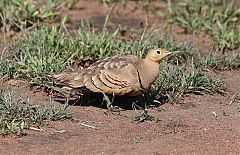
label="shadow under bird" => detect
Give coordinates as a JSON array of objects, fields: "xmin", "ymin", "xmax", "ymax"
[{"xmin": 51, "ymin": 48, "xmax": 171, "ymax": 97}]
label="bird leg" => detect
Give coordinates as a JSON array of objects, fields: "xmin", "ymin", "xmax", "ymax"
[
  {"xmin": 102, "ymin": 92, "xmax": 115, "ymax": 110},
  {"xmin": 140, "ymin": 92, "xmax": 148, "ymax": 108},
  {"xmin": 131, "ymin": 93, "xmax": 148, "ymax": 110}
]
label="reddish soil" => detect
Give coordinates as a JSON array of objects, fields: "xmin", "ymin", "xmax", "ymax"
[{"xmin": 0, "ymin": 1, "xmax": 240, "ymax": 155}]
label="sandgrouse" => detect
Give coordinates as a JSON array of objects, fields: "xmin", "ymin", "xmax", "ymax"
[{"xmin": 52, "ymin": 48, "xmax": 171, "ymax": 97}]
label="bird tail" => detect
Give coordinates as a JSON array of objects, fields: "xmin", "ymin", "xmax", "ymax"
[
  {"xmin": 51, "ymin": 72, "xmax": 77, "ymax": 85},
  {"xmin": 49, "ymin": 71, "xmax": 86, "ymax": 99}
]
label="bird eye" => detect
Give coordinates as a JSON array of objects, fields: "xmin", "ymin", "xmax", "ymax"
[{"xmin": 156, "ymin": 50, "xmax": 161, "ymax": 55}]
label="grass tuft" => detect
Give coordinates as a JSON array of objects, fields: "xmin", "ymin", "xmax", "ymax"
[
  {"xmin": 201, "ymin": 53, "xmax": 240, "ymax": 70},
  {"xmin": 168, "ymin": 0, "xmax": 240, "ymax": 51},
  {"xmin": 151, "ymin": 63, "xmax": 224, "ymax": 103},
  {"xmin": 134, "ymin": 109, "xmax": 155, "ymax": 122},
  {"xmin": 0, "ymin": 57, "xmax": 14, "ymax": 80},
  {"xmin": 0, "ymin": 0, "xmax": 76, "ymax": 32},
  {"xmin": 0, "ymin": 90, "xmax": 71, "ymax": 135}
]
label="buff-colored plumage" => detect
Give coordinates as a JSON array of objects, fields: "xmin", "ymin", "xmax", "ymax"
[{"xmin": 52, "ymin": 48, "xmax": 171, "ymax": 96}]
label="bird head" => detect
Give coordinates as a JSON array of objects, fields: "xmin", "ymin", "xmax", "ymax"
[{"xmin": 145, "ymin": 48, "xmax": 171, "ymax": 63}]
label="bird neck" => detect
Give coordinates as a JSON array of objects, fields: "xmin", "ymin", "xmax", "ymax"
[
  {"xmin": 144, "ymin": 56, "xmax": 155, "ymax": 62},
  {"xmin": 137, "ymin": 60, "xmax": 160, "ymax": 90}
]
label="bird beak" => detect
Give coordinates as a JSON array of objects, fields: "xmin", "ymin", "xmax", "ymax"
[{"xmin": 166, "ymin": 51, "xmax": 172, "ymax": 55}]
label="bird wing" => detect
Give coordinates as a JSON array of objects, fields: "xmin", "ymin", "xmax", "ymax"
[{"xmin": 83, "ymin": 55, "xmax": 143, "ymax": 95}]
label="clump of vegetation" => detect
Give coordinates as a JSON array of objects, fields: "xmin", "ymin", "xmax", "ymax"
[
  {"xmin": 151, "ymin": 63, "xmax": 224, "ymax": 103},
  {"xmin": 134, "ymin": 109, "xmax": 155, "ymax": 122},
  {"xmin": 168, "ymin": 0, "xmax": 240, "ymax": 51},
  {"xmin": 0, "ymin": 0, "xmax": 76, "ymax": 32},
  {"xmin": 0, "ymin": 90, "xmax": 71, "ymax": 135},
  {"xmin": 0, "ymin": 57, "xmax": 14, "ymax": 80},
  {"xmin": 201, "ymin": 53, "xmax": 240, "ymax": 70},
  {"xmin": 9, "ymin": 26, "xmax": 77, "ymax": 77}
]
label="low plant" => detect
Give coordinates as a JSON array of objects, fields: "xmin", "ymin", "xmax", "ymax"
[
  {"xmin": 151, "ymin": 63, "xmax": 224, "ymax": 103},
  {"xmin": 201, "ymin": 53, "xmax": 240, "ymax": 70},
  {"xmin": 168, "ymin": 0, "xmax": 240, "ymax": 51},
  {"xmin": 0, "ymin": 90, "xmax": 71, "ymax": 135},
  {"xmin": 0, "ymin": 0, "xmax": 76, "ymax": 32}
]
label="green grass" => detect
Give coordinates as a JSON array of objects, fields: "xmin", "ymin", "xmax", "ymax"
[
  {"xmin": 201, "ymin": 53, "xmax": 240, "ymax": 70},
  {"xmin": 0, "ymin": 90, "xmax": 71, "ymax": 135},
  {"xmin": 0, "ymin": 57, "xmax": 13, "ymax": 80},
  {"xmin": 134, "ymin": 109, "xmax": 155, "ymax": 122},
  {"xmin": 151, "ymin": 63, "xmax": 224, "ymax": 103},
  {"xmin": 0, "ymin": 0, "xmax": 76, "ymax": 32},
  {"xmin": 168, "ymin": 0, "xmax": 240, "ymax": 51}
]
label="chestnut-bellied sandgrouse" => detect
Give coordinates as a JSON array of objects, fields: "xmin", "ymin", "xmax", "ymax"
[{"xmin": 52, "ymin": 48, "xmax": 171, "ymax": 97}]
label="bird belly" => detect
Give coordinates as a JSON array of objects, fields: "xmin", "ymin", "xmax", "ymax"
[{"xmin": 125, "ymin": 90, "xmax": 143, "ymax": 96}]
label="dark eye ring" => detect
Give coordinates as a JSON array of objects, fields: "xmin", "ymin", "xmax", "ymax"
[{"xmin": 156, "ymin": 50, "xmax": 161, "ymax": 55}]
